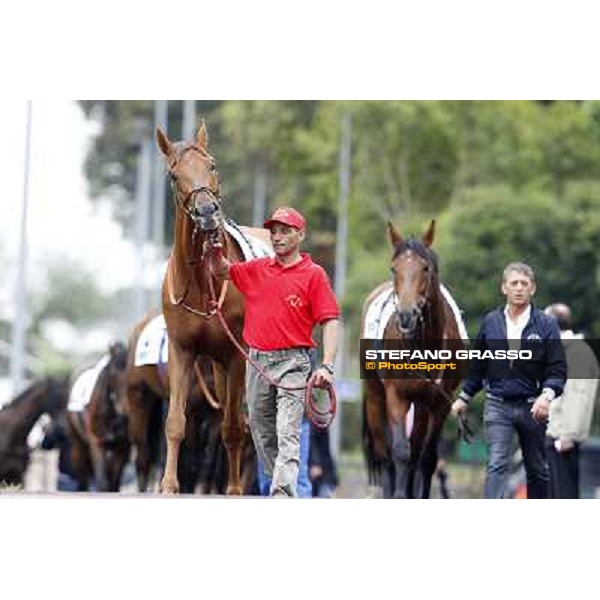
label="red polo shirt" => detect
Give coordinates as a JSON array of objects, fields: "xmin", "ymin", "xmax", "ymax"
[{"xmin": 229, "ymin": 253, "xmax": 340, "ymax": 351}]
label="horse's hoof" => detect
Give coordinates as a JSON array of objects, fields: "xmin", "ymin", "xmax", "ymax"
[
  {"xmin": 160, "ymin": 478, "xmax": 179, "ymax": 495},
  {"xmin": 226, "ymin": 485, "xmax": 243, "ymax": 496}
]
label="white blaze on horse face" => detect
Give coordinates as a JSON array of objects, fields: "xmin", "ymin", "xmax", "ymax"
[{"xmin": 393, "ymin": 252, "xmax": 427, "ymax": 312}]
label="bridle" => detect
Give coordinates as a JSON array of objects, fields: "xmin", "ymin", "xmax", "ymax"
[
  {"xmin": 391, "ymin": 247, "xmax": 436, "ymax": 337},
  {"xmin": 167, "ymin": 146, "xmax": 229, "ymax": 319},
  {"xmin": 168, "ymin": 145, "xmax": 223, "ymax": 221}
]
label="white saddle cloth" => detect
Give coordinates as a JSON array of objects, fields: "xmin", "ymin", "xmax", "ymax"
[
  {"xmin": 224, "ymin": 220, "xmax": 274, "ymax": 260},
  {"xmin": 68, "ymin": 354, "xmax": 110, "ymax": 412},
  {"xmin": 135, "ymin": 314, "xmax": 169, "ymax": 366},
  {"xmin": 363, "ymin": 282, "xmax": 469, "ymax": 341}
]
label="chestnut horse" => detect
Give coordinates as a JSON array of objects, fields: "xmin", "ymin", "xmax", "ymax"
[
  {"xmin": 125, "ymin": 310, "xmax": 230, "ymax": 493},
  {"xmin": 361, "ymin": 221, "xmax": 465, "ymax": 498},
  {"xmin": 67, "ymin": 342, "xmax": 130, "ymax": 491},
  {"xmin": 156, "ymin": 123, "xmax": 269, "ymax": 494},
  {"xmin": 0, "ymin": 377, "xmax": 69, "ymax": 486}
]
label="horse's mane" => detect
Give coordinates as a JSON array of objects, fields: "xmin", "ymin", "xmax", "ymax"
[
  {"xmin": 392, "ymin": 238, "xmax": 439, "ymax": 274},
  {"xmin": 1, "ymin": 379, "xmax": 49, "ymax": 411}
]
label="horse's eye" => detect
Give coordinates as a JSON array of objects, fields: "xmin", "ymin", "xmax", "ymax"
[{"xmin": 423, "ymin": 265, "xmax": 429, "ymax": 272}]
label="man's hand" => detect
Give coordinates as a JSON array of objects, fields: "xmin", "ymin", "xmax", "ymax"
[
  {"xmin": 554, "ymin": 437, "xmax": 575, "ymax": 453},
  {"xmin": 312, "ymin": 366, "xmax": 334, "ymax": 388},
  {"xmin": 202, "ymin": 238, "xmax": 223, "ymax": 256},
  {"xmin": 451, "ymin": 398, "xmax": 468, "ymax": 417},
  {"xmin": 531, "ymin": 394, "xmax": 550, "ymax": 423},
  {"xmin": 202, "ymin": 238, "xmax": 230, "ymax": 278},
  {"xmin": 310, "ymin": 465, "xmax": 324, "ymax": 479}
]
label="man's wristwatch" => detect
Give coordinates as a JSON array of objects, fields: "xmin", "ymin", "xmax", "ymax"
[{"xmin": 320, "ymin": 363, "xmax": 335, "ymax": 375}]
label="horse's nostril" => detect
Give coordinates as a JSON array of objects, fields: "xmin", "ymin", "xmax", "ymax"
[
  {"xmin": 399, "ymin": 312, "xmax": 412, "ymax": 328},
  {"xmin": 198, "ymin": 202, "xmax": 217, "ymax": 217}
]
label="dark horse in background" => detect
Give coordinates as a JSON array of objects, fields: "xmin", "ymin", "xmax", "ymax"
[
  {"xmin": 361, "ymin": 221, "xmax": 464, "ymax": 498},
  {"xmin": 0, "ymin": 377, "xmax": 69, "ymax": 486},
  {"xmin": 125, "ymin": 310, "xmax": 258, "ymax": 494},
  {"xmin": 156, "ymin": 123, "xmax": 269, "ymax": 494},
  {"xmin": 67, "ymin": 342, "xmax": 130, "ymax": 491}
]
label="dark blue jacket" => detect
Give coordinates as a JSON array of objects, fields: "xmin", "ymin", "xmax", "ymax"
[{"xmin": 462, "ymin": 305, "xmax": 567, "ymax": 401}]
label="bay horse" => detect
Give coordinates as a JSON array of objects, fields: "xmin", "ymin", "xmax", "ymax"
[
  {"xmin": 67, "ymin": 341, "xmax": 130, "ymax": 491},
  {"xmin": 361, "ymin": 220, "xmax": 465, "ymax": 498},
  {"xmin": 0, "ymin": 377, "xmax": 69, "ymax": 486},
  {"xmin": 156, "ymin": 123, "xmax": 269, "ymax": 495}
]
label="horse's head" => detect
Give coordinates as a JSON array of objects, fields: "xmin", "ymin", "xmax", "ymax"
[
  {"xmin": 103, "ymin": 341, "xmax": 129, "ymax": 431},
  {"xmin": 40, "ymin": 376, "xmax": 70, "ymax": 418},
  {"xmin": 388, "ymin": 220, "xmax": 439, "ymax": 336},
  {"xmin": 156, "ymin": 121, "xmax": 223, "ymax": 232}
]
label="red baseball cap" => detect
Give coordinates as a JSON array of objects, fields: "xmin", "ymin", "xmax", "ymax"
[{"xmin": 263, "ymin": 207, "xmax": 306, "ymax": 231}]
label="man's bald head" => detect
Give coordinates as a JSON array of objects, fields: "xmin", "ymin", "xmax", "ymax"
[{"xmin": 544, "ymin": 303, "xmax": 572, "ymax": 331}]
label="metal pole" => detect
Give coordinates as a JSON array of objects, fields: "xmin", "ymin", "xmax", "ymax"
[
  {"xmin": 335, "ymin": 112, "xmax": 351, "ymax": 300},
  {"xmin": 152, "ymin": 100, "xmax": 168, "ymax": 252},
  {"xmin": 10, "ymin": 100, "xmax": 33, "ymax": 397},
  {"xmin": 332, "ymin": 112, "xmax": 352, "ymax": 458},
  {"xmin": 252, "ymin": 159, "xmax": 268, "ymax": 227},
  {"xmin": 133, "ymin": 137, "xmax": 152, "ymax": 322},
  {"xmin": 182, "ymin": 100, "xmax": 196, "ymax": 140}
]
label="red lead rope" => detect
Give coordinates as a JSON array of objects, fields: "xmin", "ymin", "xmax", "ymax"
[{"xmin": 205, "ymin": 252, "xmax": 337, "ymax": 429}]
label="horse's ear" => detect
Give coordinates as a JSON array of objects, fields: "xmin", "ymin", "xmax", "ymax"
[
  {"xmin": 422, "ymin": 220, "xmax": 435, "ymax": 247},
  {"xmin": 195, "ymin": 120, "xmax": 208, "ymax": 148},
  {"xmin": 387, "ymin": 221, "xmax": 403, "ymax": 248},
  {"xmin": 156, "ymin": 126, "xmax": 173, "ymax": 157}
]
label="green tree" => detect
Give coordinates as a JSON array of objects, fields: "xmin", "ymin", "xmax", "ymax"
[
  {"xmin": 436, "ymin": 186, "xmax": 600, "ymax": 336},
  {"xmin": 30, "ymin": 258, "xmax": 110, "ymax": 330}
]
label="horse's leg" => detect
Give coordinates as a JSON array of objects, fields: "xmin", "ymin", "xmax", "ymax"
[
  {"xmin": 383, "ymin": 382, "xmax": 411, "ymax": 499},
  {"xmin": 419, "ymin": 407, "xmax": 448, "ymax": 499},
  {"xmin": 127, "ymin": 384, "xmax": 152, "ymax": 492},
  {"xmin": 407, "ymin": 404, "xmax": 428, "ymax": 499},
  {"xmin": 104, "ymin": 449, "xmax": 119, "ymax": 492},
  {"xmin": 67, "ymin": 417, "xmax": 88, "ymax": 491},
  {"xmin": 363, "ymin": 381, "xmax": 390, "ymax": 496},
  {"xmin": 178, "ymin": 401, "xmax": 202, "ymax": 493},
  {"xmin": 89, "ymin": 438, "xmax": 108, "ymax": 491},
  {"xmin": 161, "ymin": 343, "xmax": 194, "ymax": 495},
  {"xmin": 114, "ymin": 448, "xmax": 130, "ymax": 492},
  {"xmin": 221, "ymin": 357, "xmax": 245, "ymax": 496}
]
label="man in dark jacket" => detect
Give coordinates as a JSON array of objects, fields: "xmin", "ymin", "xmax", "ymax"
[{"xmin": 451, "ymin": 262, "xmax": 567, "ymax": 498}]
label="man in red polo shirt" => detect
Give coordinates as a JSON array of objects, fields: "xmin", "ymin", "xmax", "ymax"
[{"xmin": 208, "ymin": 207, "xmax": 340, "ymax": 497}]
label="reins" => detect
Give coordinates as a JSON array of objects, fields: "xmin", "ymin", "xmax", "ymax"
[{"xmin": 167, "ymin": 227, "xmax": 230, "ymax": 318}]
